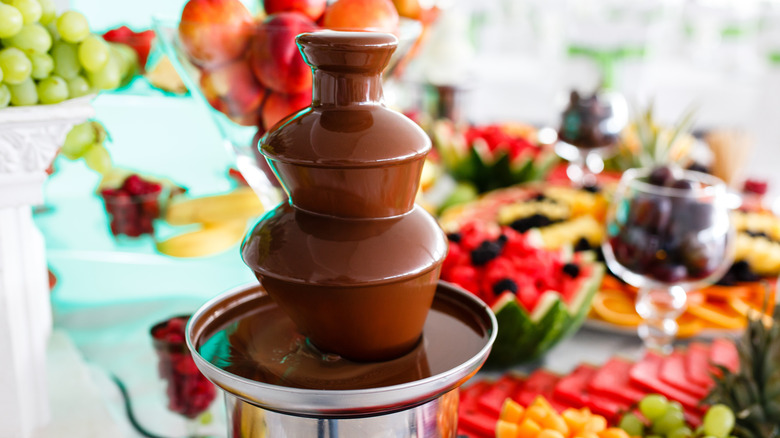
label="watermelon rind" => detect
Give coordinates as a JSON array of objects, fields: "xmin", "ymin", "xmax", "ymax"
[{"xmin": 484, "ymin": 262, "xmax": 605, "ymax": 368}]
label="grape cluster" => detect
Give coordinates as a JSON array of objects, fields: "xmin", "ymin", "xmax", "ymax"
[
  {"xmin": 619, "ymin": 394, "xmax": 735, "ymax": 438},
  {"xmin": 151, "ymin": 316, "xmax": 217, "ymax": 419},
  {"xmin": 101, "ymin": 174, "xmax": 162, "ymax": 238},
  {"xmin": 0, "ymin": 1, "xmax": 133, "ymax": 107},
  {"xmin": 60, "ymin": 119, "xmax": 112, "ymax": 172}
]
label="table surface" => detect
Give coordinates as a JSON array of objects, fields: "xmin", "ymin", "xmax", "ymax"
[{"xmin": 32, "ymin": 72, "xmax": 770, "ymax": 436}]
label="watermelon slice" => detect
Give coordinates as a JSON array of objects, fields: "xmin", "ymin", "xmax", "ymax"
[
  {"xmin": 458, "ymin": 381, "xmax": 495, "ymax": 438},
  {"xmin": 553, "ymin": 363, "xmax": 629, "ymax": 421},
  {"xmin": 660, "ymin": 351, "xmax": 710, "ymax": 399},
  {"xmin": 629, "ymin": 352, "xmax": 703, "ymax": 412},
  {"xmin": 685, "ymin": 342, "xmax": 713, "ymax": 387},
  {"xmin": 476, "ymin": 375, "xmax": 525, "ymax": 416},
  {"xmin": 515, "ymin": 369, "xmax": 566, "ymax": 412},
  {"xmin": 588, "ymin": 357, "xmax": 648, "ymax": 405},
  {"xmin": 709, "ymin": 338, "xmax": 739, "ymax": 373}
]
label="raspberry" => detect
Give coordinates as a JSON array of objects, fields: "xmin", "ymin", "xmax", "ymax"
[{"xmin": 743, "ymin": 179, "xmax": 768, "ymax": 195}]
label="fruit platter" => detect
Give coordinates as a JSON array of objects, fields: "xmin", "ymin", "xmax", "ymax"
[{"xmin": 436, "ymin": 169, "xmax": 777, "ymax": 347}]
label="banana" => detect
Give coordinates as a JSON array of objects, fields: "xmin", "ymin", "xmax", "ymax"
[
  {"xmin": 155, "ymin": 220, "xmax": 247, "ymax": 258},
  {"xmin": 165, "ymin": 187, "xmax": 264, "ymax": 226}
]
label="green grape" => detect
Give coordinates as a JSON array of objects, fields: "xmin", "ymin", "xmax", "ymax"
[
  {"xmin": 651, "ymin": 410, "xmax": 685, "ymax": 435},
  {"xmin": 2, "ymin": 23, "xmax": 52, "ymax": 53},
  {"xmin": 4, "ymin": 0, "xmax": 40, "ymax": 25},
  {"xmin": 618, "ymin": 413, "xmax": 645, "ymax": 436},
  {"xmin": 0, "ymin": 3, "xmax": 24, "ymax": 38},
  {"xmin": 36, "ymin": 75, "xmax": 68, "ymax": 104},
  {"xmin": 639, "ymin": 394, "xmax": 670, "ymax": 421},
  {"xmin": 0, "ymin": 46, "xmax": 31, "ymax": 84},
  {"xmin": 0, "ymin": 83, "xmax": 10, "ymax": 107},
  {"xmin": 51, "ymin": 41, "xmax": 80, "ymax": 79},
  {"xmin": 7, "ymin": 77, "xmax": 37, "ymax": 105},
  {"xmin": 61, "ymin": 121, "xmax": 96, "ymax": 159},
  {"xmin": 37, "ymin": 0, "xmax": 55, "ymax": 25},
  {"xmin": 702, "ymin": 404, "xmax": 735, "ymax": 438},
  {"xmin": 77, "ymin": 34, "xmax": 108, "ymax": 72},
  {"xmin": 83, "ymin": 143, "xmax": 112, "ymax": 174},
  {"xmin": 668, "ymin": 426, "xmax": 693, "ymax": 438},
  {"xmin": 109, "ymin": 42, "xmax": 137, "ymax": 79},
  {"xmin": 55, "ymin": 10, "xmax": 89, "ymax": 43},
  {"xmin": 667, "ymin": 401, "xmax": 684, "ymax": 415},
  {"xmin": 87, "ymin": 52, "xmax": 120, "ymax": 90},
  {"xmin": 66, "ymin": 74, "xmax": 90, "ymax": 98},
  {"xmin": 29, "ymin": 51, "xmax": 53, "ymax": 79}
]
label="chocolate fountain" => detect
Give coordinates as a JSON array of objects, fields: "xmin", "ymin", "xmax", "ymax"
[{"xmin": 186, "ymin": 31, "xmax": 497, "ymax": 437}]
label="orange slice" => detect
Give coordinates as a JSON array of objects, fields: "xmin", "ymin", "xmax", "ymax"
[
  {"xmin": 676, "ymin": 312, "xmax": 705, "ymax": 338},
  {"xmin": 686, "ymin": 301, "xmax": 747, "ymax": 330},
  {"xmin": 698, "ymin": 284, "xmax": 751, "ymax": 301},
  {"xmin": 728, "ymin": 297, "xmax": 774, "ymax": 327},
  {"xmin": 591, "ymin": 290, "xmax": 643, "ymax": 326}
]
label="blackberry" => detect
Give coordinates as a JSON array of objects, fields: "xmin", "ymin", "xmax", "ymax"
[
  {"xmin": 533, "ymin": 193, "xmax": 547, "ymax": 201},
  {"xmin": 470, "ymin": 240, "xmax": 503, "ymax": 266},
  {"xmin": 733, "ymin": 260, "xmax": 760, "ymax": 282},
  {"xmin": 509, "ymin": 214, "xmax": 556, "ymax": 233},
  {"xmin": 582, "ymin": 183, "xmax": 600, "ymax": 193},
  {"xmin": 446, "ymin": 232, "xmax": 462, "ymax": 243},
  {"xmin": 492, "ymin": 278, "xmax": 518, "ymax": 295},
  {"xmin": 574, "ymin": 237, "xmax": 592, "ymax": 252},
  {"xmin": 562, "ymin": 263, "xmax": 580, "ymax": 278},
  {"xmin": 687, "ymin": 162, "xmax": 710, "ymax": 174},
  {"xmin": 746, "ymin": 230, "xmax": 771, "ymax": 241}
]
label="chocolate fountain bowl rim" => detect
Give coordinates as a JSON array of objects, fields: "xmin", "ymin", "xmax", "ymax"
[{"xmin": 185, "ymin": 280, "xmax": 497, "ymax": 419}]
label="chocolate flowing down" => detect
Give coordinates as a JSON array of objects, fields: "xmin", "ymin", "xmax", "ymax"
[{"xmin": 241, "ymin": 31, "xmax": 448, "ymax": 361}]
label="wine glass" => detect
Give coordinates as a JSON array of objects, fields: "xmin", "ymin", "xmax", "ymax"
[
  {"xmin": 602, "ymin": 166, "xmax": 735, "ymax": 353},
  {"xmin": 555, "ymin": 90, "xmax": 628, "ymax": 187}
]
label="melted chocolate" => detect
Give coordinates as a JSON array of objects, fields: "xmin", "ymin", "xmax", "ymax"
[
  {"xmin": 196, "ymin": 285, "xmax": 489, "ymax": 390},
  {"xmin": 242, "ymin": 31, "xmax": 447, "ymax": 361}
]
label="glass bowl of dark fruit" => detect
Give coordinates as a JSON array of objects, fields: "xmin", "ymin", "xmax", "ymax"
[
  {"xmin": 100, "ymin": 174, "xmax": 164, "ymax": 240},
  {"xmin": 151, "ymin": 315, "xmax": 217, "ymax": 431},
  {"xmin": 603, "ymin": 165, "xmax": 735, "ymax": 352}
]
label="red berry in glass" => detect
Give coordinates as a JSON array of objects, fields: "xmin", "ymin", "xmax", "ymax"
[
  {"xmin": 100, "ymin": 174, "xmax": 162, "ymax": 237},
  {"xmin": 151, "ymin": 315, "xmax": 217, "ymax": 419}
]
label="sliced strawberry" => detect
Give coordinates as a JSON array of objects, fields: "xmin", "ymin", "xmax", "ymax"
[
  {"xmin": 685, "ymin": 342, "xmax": 713, "ymax": 387},
  {"xmin": 660, "ymin": 351, "xmax": 709, "ymax": 399},
  {"xmin": 476, "ymin": 374, "xmax": 524, "ymax": 416},
  {"xmin": 588, "ymin": 357, "xmax": 647, "ymax": 405},
  {"xmin": 629, "ymin": 352, "xmax": 703, "ymax": 412}
]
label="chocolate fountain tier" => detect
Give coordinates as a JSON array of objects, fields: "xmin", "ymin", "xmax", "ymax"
[
  {"xmin": 261, "ymin": 31, "xmax": 430, "ymax": 219},
  {"xmin": 241, "ymin": 202, "xmax": 448, "ymax": 361},
  {"xmin": 186, "ymin": 281, "xmax": 496, "ymax": 417}
]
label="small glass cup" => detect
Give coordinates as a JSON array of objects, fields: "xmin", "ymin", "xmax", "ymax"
[
  {"xmin": 603, "ymin": 167, "xmax": 735, "ymax": 352},
  {"xmin": 101, "ymin": 186, "xmax": 164, "ymax": 240},
  {"xmin": 150, "ymin": 315, "xmax": 217, "ymax": 434}
]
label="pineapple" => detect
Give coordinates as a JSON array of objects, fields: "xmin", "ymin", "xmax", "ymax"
[
  {"xmin": 703, "ymin": 310, "xmax": 780, "ymax": 438},
  {"xmin": 607, "ymin": 103, "xmax": 697, "ymax": 171}
]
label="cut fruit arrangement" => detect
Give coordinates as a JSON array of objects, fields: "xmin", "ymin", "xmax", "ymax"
[
  {"xmin": 438, "ymin": 179, "xmax": 777, "ymax": 337},
  {"xmin": 440, "ymin": 220, "xmax": 604, "ymax": 366},
  {"xmin": 432, "ymin": 121, "xmax": 558, "ymax": 195},
  {"xmin": 458, "ymin": 338, "xmax": 740, "ymax": 437}
]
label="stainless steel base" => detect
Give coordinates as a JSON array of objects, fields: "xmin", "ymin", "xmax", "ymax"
[{"xmin": 226, "ymin": 389, "xmax": 459, "ymax": 438}]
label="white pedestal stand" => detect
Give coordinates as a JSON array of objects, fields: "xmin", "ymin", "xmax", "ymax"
[{"xmin": 0, "ymin": 97, "xmax": 94, "ymax": 438}]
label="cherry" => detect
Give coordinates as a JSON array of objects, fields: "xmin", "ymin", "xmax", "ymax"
[{"xmin": 647, "ymin": 165, "xmax": 674, "ymax": 187}]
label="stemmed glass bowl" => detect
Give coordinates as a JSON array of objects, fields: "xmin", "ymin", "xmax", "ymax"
[
  {"xmin": 555, "ymin": 90, "xmax": 628, "ymax": 187},
  {"xmin": 602, "ymin": 167, "xmax": 735, "ymax": 352}
]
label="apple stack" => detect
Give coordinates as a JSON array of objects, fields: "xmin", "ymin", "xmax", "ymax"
[{"xmin": 177, "ymin": 0, "xmax": 402, "ymax": 137}]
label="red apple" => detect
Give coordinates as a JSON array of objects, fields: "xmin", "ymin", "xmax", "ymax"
[
  {"xmin": 263, "ymin": 0, "xmax": 327, "ymax": 22},
  {"xmin": 178, "ymin": 0, "xmax": 254, "ymax": 67},
  {"xmin": 262, "ymin": 89, "xmax": 311, "ymax": 129},
  {"xmin": 322, "ymin": 0, "xmax": 399, "ymax": 33},
  {"xmin": 200, "ymin": 60, "xmax": 267, "ymax": 126},
  {"xmin": 249, "ymin": 12, "xmax": 317, "ymax": 94}
]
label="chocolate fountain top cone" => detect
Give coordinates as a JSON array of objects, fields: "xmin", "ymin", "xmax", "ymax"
[{"xmin": 243, "ymin": 31, "xmax": 447, "ymax": 362}]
